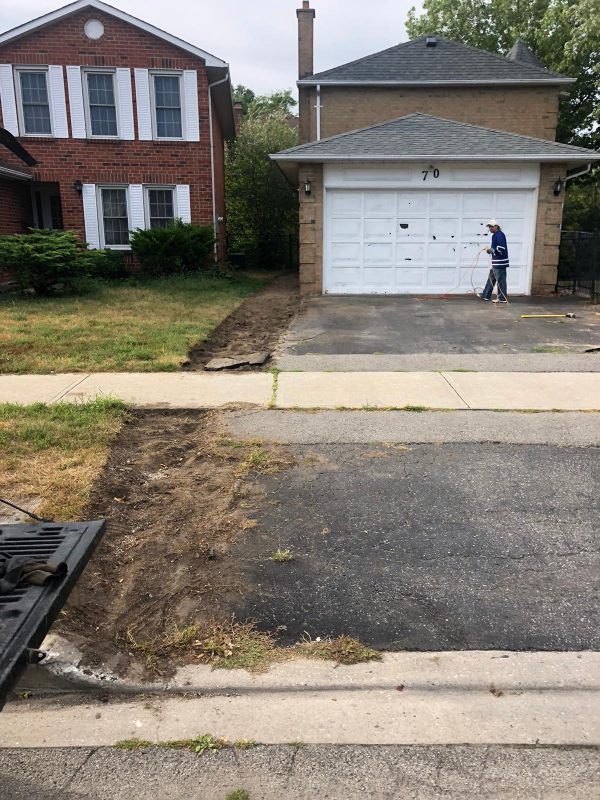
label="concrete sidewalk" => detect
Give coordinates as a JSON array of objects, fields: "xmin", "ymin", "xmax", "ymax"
[{"xmin": 1, "ymin": 371, "xmax": 600, "ymax": 410}]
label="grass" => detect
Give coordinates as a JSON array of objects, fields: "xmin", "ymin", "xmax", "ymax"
[
  {"xmin": 115, "ymin": 734, "xmax": 228, "ymax": 754},
  {"xmin": 270, "ymin": 548, "xmax": 293, "ymax": 562},
  {"xmin": 0, "ymin": 399, "xmax": 127, "ymax": 519},
  {"xmin": 226, "ymin": 791, "xmax": 250, "ymax": 800},
  {"xmin": 530, "ymin": 345, "xmax": 566, "ymax": 354},
  {"xmin": 122, "ymin": 619, "xmax": 381, "ymax": 674},
  {"xmin": 0, "ymin": 272, "xmax": 270, "ymax": 374}
]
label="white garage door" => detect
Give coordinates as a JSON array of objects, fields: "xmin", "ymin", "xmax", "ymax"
[{"xmin": 324, "ymin": 189, "xmax": 535, "ymax": 295}]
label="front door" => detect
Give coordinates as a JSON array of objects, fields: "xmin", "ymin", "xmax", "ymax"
[{"xmin": 31, "ymin": 182, "xmax": 64, "ymax": 230}]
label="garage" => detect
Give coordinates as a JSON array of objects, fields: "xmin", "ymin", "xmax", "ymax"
[
  {"xmin": 324, "ymin": 179, "xmax": 536, "ymax": 295},
  {"xmin": 272, "ymin": 113, "xmax": 599, "ymax": 297}
]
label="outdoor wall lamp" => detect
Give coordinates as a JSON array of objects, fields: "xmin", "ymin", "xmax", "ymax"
[
  {"xmin": 304, "ymin": 178, "xmax": 312, "ymax": 196},
  {"xmin": 553, "ymin": 178, "xmax": 563, "ymax": 196},
  {"xmin": 73, "ymin": 180, "xmax": 83, "ymax": 195}
]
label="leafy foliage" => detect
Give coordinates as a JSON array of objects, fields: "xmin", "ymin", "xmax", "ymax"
[
  {"xmin": 562, "ymin": 174, "xmax": 600, "ymax": 231},
  {"xmin": 226, "ymin": 90, "xmax": 298, "ymax": 267},
  {"xmin": 406, "ymin": 0, "xmax": 599, "ymax": 148},
  {"xmin": 0, "ymin": 229, "xmax": 100, "ymax": 294},
  {"xmin": 130, "ymin": 220, "xmax": 214, "ymax": 276}
]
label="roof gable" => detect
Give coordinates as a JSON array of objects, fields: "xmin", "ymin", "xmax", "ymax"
[
  {"xmin": 272, "ymin": 113, "xmax": 599, "ymax": 163},
  {"xmin": 0, "ymin": 0, "xmax": 228, "ymax": 67},
  {"xmin": 299, "ymin": 36, "xmax": 572, "ymax": 86},
  {"xmin": 506, "ymin": 38, "xmax": 543, "ymax": 69}
]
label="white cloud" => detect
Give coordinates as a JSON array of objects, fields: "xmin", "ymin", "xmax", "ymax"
[{"xmin": 0, "ymin": 0, "xmax": 421, "ymax": 96}]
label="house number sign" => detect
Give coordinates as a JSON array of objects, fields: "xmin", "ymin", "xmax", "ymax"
[{"xmin": 422, "ymin": 168, "xmax": 440, "ymax": 180}]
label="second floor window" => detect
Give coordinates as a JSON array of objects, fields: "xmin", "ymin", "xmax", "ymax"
[
  {"xmin": 152, "ymin": 74, "xmax": 182, "ymax": 138},
  {"xmin": 86, "ymin": 71, "xmax": 118, "ymax": 137},
  {"xmin": 17, "ymin": 69, "xmax": 51, "ymax": 135}
]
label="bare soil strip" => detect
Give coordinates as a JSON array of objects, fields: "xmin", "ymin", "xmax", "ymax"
[{"xmin": 183, "ymin": 272, "xmax": 299, "ymax": 371}]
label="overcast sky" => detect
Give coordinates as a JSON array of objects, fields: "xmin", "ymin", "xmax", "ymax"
[{"xmin": 0, "ymin": 0, "xmax": 421, "ymax": 97}]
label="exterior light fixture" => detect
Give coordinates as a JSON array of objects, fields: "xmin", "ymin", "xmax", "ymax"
[
  {"xmin": 304, "ymin": 178, "xmax": 312, "ymax": 196},
  {"xmin": 74, "ymin": 180, "xmax": 83, "ymax": 194},
  {"xmin": 553, "ymin": 178, "xmax": 563, "ymax": 196}
]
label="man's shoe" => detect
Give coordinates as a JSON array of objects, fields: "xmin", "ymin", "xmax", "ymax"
[
  {"xmin": 477, "ymin": 293, "xmax": 490, "ymax": 301},
  {"xmin": 492, "ymin": 298, "xmax": 508, "ymax": 304}
]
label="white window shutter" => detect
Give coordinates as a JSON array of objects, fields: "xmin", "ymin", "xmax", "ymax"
[
  {"xmin": 66, "ymin": 66, "xmax": 86, "ymax": 138},
  {"xmin": 129, "ymin": 184, "xmax": 145, "ymax": 230},
  {"xmin": 116, "ymin": 68, "xmax": 134, "ymax": 140},
  {"xmin": 82, "ymin": 184, "xmax": 100, "ymax": 249},
  {"xmin": 134, "ymin": 69, "xmax": 152, "ymax": 140},
  {"xmin": 176, "ymin": 185, "xmax": 191, "ymax": 223},
  {"xmin": 0, "ymin": 65, "xmax": 19, "ymax": 135},
  {"xmin": 183, "ymin": 70, "xmax": 199, "ymax": 141},
  {"xmin": 48, "ymin": 66, "xmax": 68, "ymax": 138}
]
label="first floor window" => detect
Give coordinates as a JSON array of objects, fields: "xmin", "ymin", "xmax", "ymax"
[
  {"xmin": 152, "ymin": 73, "xmax": 182, "ymax": 138},
  {"xmin": 148, "ymin": 188, "xmax": 175, "ymax": 228},
  {"xmin": 18, "ymin": 69, "xmax": 51, "ymax": 135},
  {"xmin": 100, "ymin": 188, "xmax": 129, "ymax": 246},
  {"xmin": 86, "ymin": 71, "xmax": 118, "ymax": 137}
]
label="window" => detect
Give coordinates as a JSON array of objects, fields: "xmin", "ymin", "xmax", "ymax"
[
  {"xmin": 85, "ymin": 71, "xmax": 118, "ymax": 137},
  {"xmin": 16, "ymin": 69, "xmax": 51, "ymax": 135},
  {"xmin": 152, "ymin": 73, "xmax": 182, "ymax": 138},
  {"xmin": 99, "ymin": 187, "xmax": 129, "ymax": 247},
  {"xmin": 147, "ymin": 188, "xmax": 175, "ymax": 228}
]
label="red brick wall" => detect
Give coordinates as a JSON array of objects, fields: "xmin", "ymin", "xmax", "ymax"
[
  {"xmin": 0, "ymin": 177, "xmax": 31, "ymax": 234},
  {"xmin": 0, "ymin": 8, "xmax": 225, "ymax": 241}
]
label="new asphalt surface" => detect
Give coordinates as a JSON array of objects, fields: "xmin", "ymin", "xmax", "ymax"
[{"xmin": 230, "ymin": 442, "xmax": 599, "ymax": 650}]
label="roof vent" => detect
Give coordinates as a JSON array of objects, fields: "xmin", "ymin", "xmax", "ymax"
[{"xmin": 426, "ymin": 36, "xmax": 437, "ymax": 47}]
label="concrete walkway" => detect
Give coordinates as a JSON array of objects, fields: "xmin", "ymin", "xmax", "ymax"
[{"xmin": 1, "ymin": 371, "xmax": 600, "ymax": 411}]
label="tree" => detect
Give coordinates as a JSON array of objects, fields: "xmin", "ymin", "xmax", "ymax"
[
  {"xmin": 232, "ymin": 85, "xmax": 255, "ymax": 115},
  {"xmin": 405, "ymin": 0, "xmax": 599, "ymax": 148},
  {"xmin": 226, "ymin": 91, "xmax": 299, "ymax": 267}
]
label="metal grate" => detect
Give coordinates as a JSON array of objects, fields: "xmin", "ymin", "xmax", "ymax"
[{"xmin": 0, "ymin": 521, "xmax": 106, "ymax": 709}]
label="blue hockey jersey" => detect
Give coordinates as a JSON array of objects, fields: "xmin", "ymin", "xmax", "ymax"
[{"xmin": 490, "ymin": 230, "xmax": 509, "ymax": 267}]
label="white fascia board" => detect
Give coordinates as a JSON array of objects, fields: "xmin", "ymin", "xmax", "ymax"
[
  {"xmin": 297, "ymin": 78, "xmax": 575, "ymax": 87},
  {"xmin": 270, "ymin": 154, "xmax": 600, "ymax": 163},
  {"xmin": 0, "ymin": 165, "xmax": 32, "ymax": 180},
  {"xmin": 0, "ymin": 0, "xmax": 228, "ymax": 68}
]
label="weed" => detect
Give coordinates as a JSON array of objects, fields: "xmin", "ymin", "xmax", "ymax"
[
  {"xmin": 234, "ymin": 446, "xmax": 281, "ymax": 478},
  {"xmin": 288, "ymin": 740, "xmax": 305, "ymax": 748},
  {"xmin": 226, "ymin": 791, "xmax": 250, "ymax": 800},
  {"xmin": 530, "ymin": 345, "xmax": 565, "ymax": 353},
  {"xmin": 115, "ymin": 738, "xmax": 154, "ymax": 749},
  {"xmin": 271, "ymin": 548, "xmax": 293, "ymax": 562},
  {"xmin": 234, "ymin": 739, "xmax": 256, "ymax": 750},
  {"xmin": 163, "ymin": 733, "xmax": 229, "ymax": 755},
  {"xmin": 194, "ymin": 621, "xmax": 286, "ymax": 672},
  {"xmin": 296, "ymin": 635, "xmax": 381, "ymax": 666}
]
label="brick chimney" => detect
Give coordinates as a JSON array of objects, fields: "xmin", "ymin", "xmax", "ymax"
[
  {"xmin": 297, "ymin": 0, "xmax": 315, "ymax": 80},
  {"xmin": 233, "ymin": 102, "xmax": 243, "ymax": 132}
]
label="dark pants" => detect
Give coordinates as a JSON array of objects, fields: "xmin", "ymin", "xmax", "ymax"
[{"xmin": 482, "ymin": 267, "xmax": 508, "ymax": 301}]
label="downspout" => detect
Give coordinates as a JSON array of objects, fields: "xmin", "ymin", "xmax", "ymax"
[
  {"xmin": 316, "ymin": 84, "xmax": 321, "ymax": 140},
  {"xmin": 208, "ymin": 70, "xmax": 230, "ymax": 261},
  {"xmin": 564, "ymin": 162, "xmax": 591, "ymax": 186}
]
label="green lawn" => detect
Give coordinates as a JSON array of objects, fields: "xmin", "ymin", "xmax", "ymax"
[
  {"xmin": 0, "ymin": 400, "xmax": 127, "ymax": 519},
  {"xmin": 0, "ymin": 273, "xmax": 269, "ymax": 374}
]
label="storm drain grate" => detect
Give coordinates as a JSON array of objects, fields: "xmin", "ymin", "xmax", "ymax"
[{"xmin": 0, "ymin": 520, "xmax": 106, "ymax": 709}]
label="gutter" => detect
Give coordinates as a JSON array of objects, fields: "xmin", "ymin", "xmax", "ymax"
[
  {"xmin": 208, "ymin": 70, "xmax": 230, "ymax": 261},
  {"xmin": 0, "ymin": 165, "xmax": 32, "ymax": 180},
  {"xmin": 271, "ymin": 154, "xmax": 600, "ymax": 164},
  {"xmin": 297, "ymin": 78, "xmax": 575, "ymax": 87}
]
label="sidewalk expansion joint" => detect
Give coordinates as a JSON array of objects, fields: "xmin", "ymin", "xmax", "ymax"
[{"xmin": 439, "ymin": 372, "xmax": 471, "ymax": 409}]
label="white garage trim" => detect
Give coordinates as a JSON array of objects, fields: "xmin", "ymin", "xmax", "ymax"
[{"xmin": 323, "ymin": 162, "xmax": 539, "ymax": 296}]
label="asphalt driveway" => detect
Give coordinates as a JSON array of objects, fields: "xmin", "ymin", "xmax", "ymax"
[
  {"xmin": 229, "ymin": 440, "xmax": 600, "ymax": 651},
  {"xmin": 279, "ymin": 295, "xmax": 599, "ymax": 359}
]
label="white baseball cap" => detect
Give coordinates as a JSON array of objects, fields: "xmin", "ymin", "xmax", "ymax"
[{"xmin": 486, "ymin": 219, "xmax": 499, "ymax": 227}]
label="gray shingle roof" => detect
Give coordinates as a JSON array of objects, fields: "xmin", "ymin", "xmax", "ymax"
[
  {"xmin": 299, "ymin": 36, "xmax": 572, "ymax": 85},
  {"xmin": 506, "ymin": 38, "xmax": 543, "ymax": 69},
  {"xmin": 272, "ymin": 114, "xmax": 600, "ymax": 162}
]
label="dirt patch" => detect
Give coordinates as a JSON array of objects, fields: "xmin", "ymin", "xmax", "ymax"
[
  {"xmin": 57, "ymin": 409, "xmax": 293, "ymax": 678},
  {"xmin": 183, "ymin": 272, "xmax": 299, "ymax": 371}
]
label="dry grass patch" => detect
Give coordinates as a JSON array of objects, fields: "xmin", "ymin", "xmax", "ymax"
[
  {"xmin": 0, "ymin": 400, "xmax": 128, "ymax": 519},
  {"xmin": 0, "ymin": 273, "xmax": 268, "ymax": 374}
]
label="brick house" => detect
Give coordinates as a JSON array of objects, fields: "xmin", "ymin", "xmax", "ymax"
[
  {"xmin": 0, "ymin": 0, "xmax": 234, "ymax": 258},
  {"xmin": 272, "ymin": 2, "xmax": 599, "ymax": 296},
  {"xmin": 0, "ymin": 128, "xmax": 36, "ymax": 236}
]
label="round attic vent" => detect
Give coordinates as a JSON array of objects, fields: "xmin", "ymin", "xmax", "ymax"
[{"xmin": 84, "ymin": 19, "xmax": 104, "ymax": 40}]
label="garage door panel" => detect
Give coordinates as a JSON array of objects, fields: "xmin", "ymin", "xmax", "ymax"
[
  {"xmin": 395, "ymin": 267, "xmax": 425, "ymax": 288},
  {"xmin": 397, "ymin": 194, "xmax": 427, "ymax": 212},
  {"xmin": 429, "ymin": 193, "xmax": 458, "ymax": 212},
  {"xmin": 427, "ymin": 268, "xmax": 458, "ymax": 287},
  {"xmin": 363, "ymin": 267, "xmax": 394, "ymax": 289},
  {"xmin": 430, "ymin": 218, "xmax": 460, "ymax": 239},
  {"xmin": 331, "ymin": 218, "xmax": 362, "ymax": 239},
  {"xmin": 461, "ymin": 219, "xmax": 489, "ymax": 240},
  {"xmin": 364, "ymin": 219, "xmax": 394, "ymax": 239},
  {"xmin": 364, "ymin": 242, "xmax": 394, "ymax": 263},
  {"xmin": 429, "ymin": 242, "xmax": 459, "ymax": 263},
  {"xmin": 331, "ymin": 243, "xmax": 361, "ymax": 264},
  {"xmin": 364, "ymin": 192, "xmax": 396, "ymax": 214},
  {"xmin": 330, "ymin": 192, "xmax": 362, "ymax": 214},
  {"xmin": 397, "ymin": 243, "xmax": 425, "ymax": 263},
  {"xmin": 502, "ymin": 219, "xmax": 526, "ymax": 238},
  {"xmin": 397, "ymin": 218, "xmax": 427, "ymax": 238},
  {"xmin": 463, "ymin": 192, "xmax": 494, "ymax": 212},
  {"xmin": 496, "ymin": 192, "xmax": 529, "ymax": 213}
]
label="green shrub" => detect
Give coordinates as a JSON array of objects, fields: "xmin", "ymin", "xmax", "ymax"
[
  {"xmin": 88, "ymin": 248, "xmax": 129, "ymax": 280},
  {"xmin": 0, "ymin": 229, "xmax": 96, "ymax": 295},
  {"xmin": 130, "ymin": 220, "xmax": 214, "ymax": 276}
]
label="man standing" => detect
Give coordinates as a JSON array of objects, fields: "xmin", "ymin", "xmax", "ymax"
[{"xmin": 478, "ymin": 219, "xmax": 509, "ymax": 303}]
